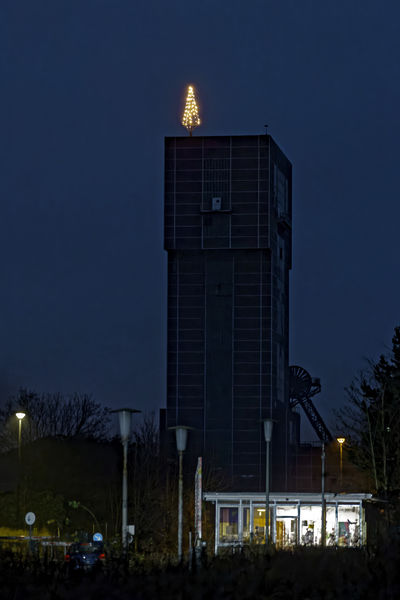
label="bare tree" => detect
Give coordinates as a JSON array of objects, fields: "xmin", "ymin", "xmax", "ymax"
[
  {"xmin": 125, "ymin": 412, "xmax": 229, "ymax": 555},
  {"xmin": 129, "ymin": 412, "xmax": 165, "ymax": 551},
  {"xmin": 0, "ymin": 389, "xmax": 111, "ymax": 451}
]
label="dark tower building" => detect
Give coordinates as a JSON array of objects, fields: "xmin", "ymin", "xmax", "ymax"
[{"xmin": 164, "ymin": 134, "xmax": 297, "ymax": 491}]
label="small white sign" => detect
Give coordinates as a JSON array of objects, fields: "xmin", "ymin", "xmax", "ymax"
[{"xmin": 25, "ymin": 512, "xmax": 36, "ymax": 526}]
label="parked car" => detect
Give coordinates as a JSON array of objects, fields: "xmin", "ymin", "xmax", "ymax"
[{"xmin": 64, "ymin": 541, "xmax": 106, "ymax": 571}]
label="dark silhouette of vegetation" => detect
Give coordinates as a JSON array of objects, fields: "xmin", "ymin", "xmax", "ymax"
[
  {"xmin": 127, "ymin": 413, "xmax": 221, "ymax": 555},
  {"xmin": 0, "ymin": 436, "xmax": 120, "ymax": 535},
  {"xmin": 0, "ymin": 389, "xmax": 111, "ymax": 452},
  {"xmin": 0, "ymin": 405, "xmax": 214, "ymax": 553},
  {"xmin": 1, "ymin": 543, "xmax": 400, "ymax": 599},
  {"xmin": 336, "ymin": 326, "xmax": 400, "ymax": 497}
]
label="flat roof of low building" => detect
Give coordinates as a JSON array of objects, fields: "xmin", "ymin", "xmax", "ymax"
[{"xmin": 203, "ymin": 492, "xmax": 372, "ymax": 503}]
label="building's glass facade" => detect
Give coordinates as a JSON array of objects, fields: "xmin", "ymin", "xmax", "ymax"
[
  {"xmin": 164, "ymin": 135, "xmax": 294, "ymax": 490},
  {"xmin": 204, "ymin": 492, "xmax": 371, "ymax": 552}
]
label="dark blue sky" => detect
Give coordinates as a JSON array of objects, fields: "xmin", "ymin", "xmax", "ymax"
[{"xmin": 1, "ymin": 1, "xmax": 399, "ymax": 439}]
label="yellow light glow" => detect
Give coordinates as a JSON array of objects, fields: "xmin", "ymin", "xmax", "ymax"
[
  {"xmin": 336, "ymin": 437, "xmax": 345, "ymax": 445},
  {"xmin": 182, "ymin": 85, "xmax": 200, "ymax": 135},
  {"xmin": 16, "ymin": 412, "xmax": 26, "ymax": 420}
]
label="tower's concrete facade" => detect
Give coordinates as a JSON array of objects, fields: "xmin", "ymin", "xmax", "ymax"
[{"xmin": 164, "ymin": 134, "xmax": 296, "ymax": 491}]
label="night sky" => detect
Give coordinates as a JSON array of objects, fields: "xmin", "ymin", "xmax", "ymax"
[{"xmin": 1, "ymin": 1, "xmax": 400, "ymax": 439}]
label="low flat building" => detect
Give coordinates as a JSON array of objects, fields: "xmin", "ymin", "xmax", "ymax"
[{"xmin": 204, "ymin": 491, "xmax": 372, "ymax": 553}]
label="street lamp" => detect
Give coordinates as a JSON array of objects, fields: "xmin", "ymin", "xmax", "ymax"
[
  {"xmin": 111, "ymin": 408, "xmax": 141, "ymax": 551},
  {"xmin": 169, "ymin": 426, "xmax": 190, "ymax": 561},
  {"xmin": 16, "ymin": 412, "xmax": 26, "ymax": 462},
  {"xmin": 321, "ymin": 442, "xmax": 326, "ymax": 546},
  {"xmin": 263, "ymin": 418, "xmax": 274, "ymax": 545},
  {"xmin": 337, "ymin": 437, "xmax": 345, "ymax": 487}
]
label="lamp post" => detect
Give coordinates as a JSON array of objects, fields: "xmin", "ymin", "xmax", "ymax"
[
  {"xmin": 337, "ymin": 437, "xmax": 345, "ymax": 487},
  {"xmin": 15, "ymin": 412, "xmax": 26, "ymax": 527},
  {"xmin": 321, "ymin": 442, "xmax": 326, "ymax": 546},
  {"xmin": 16, "ymin": 412, "xmax": 26, "ymax": 462},
  {"xmin": 111, "ymin": 408, "xmax": 141, "ymax": 551},
  {"xmin": 263, "ymin": 419, "xmax": 274, "ymax": 545},
  {"xmin": 169, "ymin": 426, "xmax": 190, "ymax": 561}
]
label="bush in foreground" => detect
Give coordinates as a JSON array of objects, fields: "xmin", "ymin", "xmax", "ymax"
[{"xmin": 0, "ymin": 543, "xmax": 399, "ymax": 599}]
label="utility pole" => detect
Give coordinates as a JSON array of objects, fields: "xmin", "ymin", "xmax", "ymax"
[{"xmin": 321, "ymin": 442, "xmax": 326, "ymax": 546}]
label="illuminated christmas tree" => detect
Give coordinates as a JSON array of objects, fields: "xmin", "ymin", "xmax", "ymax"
[{"xmin": 182, "ymin": 85, "xmax": 200, "ymax": 136}]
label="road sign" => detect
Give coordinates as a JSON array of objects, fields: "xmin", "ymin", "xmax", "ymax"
[
  {"xmin": 25, "ymin": 512, "xmax": 36, "ymax": 526},
  {"xmin": 127, "ymin": 525, "xmax": 135, "ymax": 544},
  {"xmin": 93, "ymin": 532, "xmax": 103, "ymax": 542}
]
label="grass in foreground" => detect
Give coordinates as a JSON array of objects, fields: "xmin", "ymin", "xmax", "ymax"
[{"xmin": 0, "ymin": 543, "xmax": 399, "ymax": 599}]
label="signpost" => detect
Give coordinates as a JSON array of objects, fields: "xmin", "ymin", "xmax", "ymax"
[
  {"xmin": 25, "ymin": 512, "xmax": 36, "ymax": 551},
  {"xmin": 194, "ymin": 457, "xmax": 202, "ymax": 546}
]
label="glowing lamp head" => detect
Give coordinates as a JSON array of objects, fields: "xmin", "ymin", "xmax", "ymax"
[
  {"xmin": 16, "ymin": 412, "xmax": 26, "ymax": 420},
  {"xmin": 182, "ymin": 85, "xmax": 201, "ymax": 135},
  {"xmin": 336, "ymin": 437, "xmax": 345, "ymax": 446}
]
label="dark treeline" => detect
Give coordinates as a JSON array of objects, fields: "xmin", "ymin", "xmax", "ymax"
[{"xmin": 337, "ymin": 326, "xmax": 400, "ymax": 508}]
